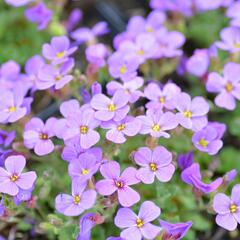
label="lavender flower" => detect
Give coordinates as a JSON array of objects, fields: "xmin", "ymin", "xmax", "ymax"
[
  {"xmin": 24, "ymin": 117, "xmax": 56, "ymax": 156},
  {"xmin": 227, "ymin": 1, "xmax": 240, "ymax": 27},
  {"xmin": 25, "ymin": 2, "xmax": 52, "ymax": 30},
  {"xmin": 4, "ymin": 0, "xmax": 31, "ymax": 7},
  {"xmin": 71, "ymin": 22, "xmax": 109, "ymax": 45},
  {"xmin": 90, "ymin": 90, "xmax": 130, "ymax": 122},
  {"xmin": 114, "ymin": 201, "xmax": 161, "ymax": 240},
  {"xmin": 85, "ymin": 43, "xmax": 108, "ymax": 68},
  {"xmin": 66, "ymin": 9, "xmax": 83, "ymax": 32},
  {"xmin": 137, "ymin": 109, "xmax": 178, "ymax": 138},
  {"xmin": 181, "ymin": 163, "xmax": 223, "ymax": 194},
  {"xmin": 101, "ymin": 117, "xmax": 141, "ymax": 144},
  {"xmin": 107, "ymin": 77, "xmax": 144, "ymax": 103},
  {"xmin": 96, "ymin": 161, "xmax": 140, "ymax": 207},
  {"xmin": 177, "ymin": 152, "xmax": 194, "ymax": 171},
  {"xmin": 134, "ymin": 146, "xmax": 175, "ymax": 184},
  {"xmin": 213, "ymin": 184, "xmax": 240, "ymax": 231},
  {"xmin": 0, "ymin": 89, "xmax": 32, "ymax": 123},
  {"xmin": 63, "ymin": 107, "xmax": 100, "ymax": 149},
  {"xmin": 175, "ymin": 92, "xmax": 209, "ymax": 131},
  {"xmin": 216, "ymin": 27, "xmax": 240, "ymax": 53},
  {"xmin": 144, "ymin": 82, "xmax": 180, "ymax": 110},
  {"xmin": 55, "ymin": 180, "xmax": 96, "ymax": 216},
  {"xmin": 68, "ymin": 152, "xmax": 100, "ymax": 183},
  {"xmin": 206, "ymin": 62, "xmax": 240, "ymax": 110},
  {"xmin": 192, "ymin": 125, "xmax": 223, "ymax": 155},
  {"xmin": 186, "ymin": 49, "xmax": 210, "ymax": 77},
  {"xmin": 14, "ymin": 187, "xmax": 34, "ymax": 205},
  {"xmin": 108, "ymin": 52, "xmax": 139, "ymax": 81},
  {"xmin": 62, "ymin": 137, "xmax": 102, "ymax": 162},
  {"xmin": 37, "ymin": 59, "xmax": 74, "ymax": 90},
  {"xmin": 42, "ymin": 36, "xmax": 77, "ymax": 65},
  {"xmin": 0, "ymin": 155, "xmax": 37, "ymax": 196},
  {"xmin": 159, "ymin": 220, "xmax": 192, "ymax": 240},
  {"xmin": 0, "ymin": 130, "xmax": 15, "ymax": 147}
]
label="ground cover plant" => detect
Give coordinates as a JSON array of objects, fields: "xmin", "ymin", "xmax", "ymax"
[{"xmin": 1, "ymin": 0, "xmax": 240, "ymax": 239}]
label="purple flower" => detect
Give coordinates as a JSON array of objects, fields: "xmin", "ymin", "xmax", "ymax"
[
  {"xmin": 107, "ymin": 77, "xmax": 144, "ymax": 103},
  {"xmin": 101, "ymin": 117, "xmax": 141, "ymax": 144},
  {"xmin": 0, "ymin": 130, "xmax": 15, "ymax": 147},
  {"xmin": 177, "ymin": 152, "xmax": 194, "ymax": 171},
  {"xmin": 0, "ymin": 200, "xmax": 4, "ymax": 217},
  {"xmin": 60, "ymin": 99, "xmax": 81, "ymax": 118},
  {"xmin": 96, "ymin": 161, "xmax": 140, "ymax": 207},
  {"xmin": 24, "ymin": 55, "xmax": 45, "ymax": 89},
  {"xmin": 208, "ymin": 121, "xmax": 226, "ymax": 139},
  {"xmin": 4, "ymin": 0, "xmax": 31, "ymax": 7},
  {"xmin": 63, "ymin": 107, "xmax": 100, "ymax": 149},
  {"xmin": 85, "ymin": 43, "xmax": 108, "ymax": 68},
  {"xmin": 144, "ymin": 82, "xmax": 180, "ymax": 110},
  {"xmin": 192, "ymin": 125, "xmax": 223, "ymax": 155},
  {"xmin": 14, "ymin": 187, "xmax": 34, "ymax": 205},
  {"xmin": 68, "ymin": 152, "xmax": 100, "ymax": 183},
  {"xmin": 0, "ymin": 155, "xmax": 37, "ymax": 196},
  {"xmin": 224, "ymin": 169, "xmax": 237, "ymax": 182},
  {"xmin": 154, "ymin": 28, "xmax": 185, "ymax": 58},
  {"xmin": 107, "ymin": 237, "xmax": 125, "ymax": 240},
  {"xmin": 24, "ymin": 117, "xmax": 56, "ymax": 156},
  {"xmin": 213, "ymin": 184, "xmax": 240, "ymax": 231},
  {"xmin": 134, "ymin": 146, "xmax": 175, "ymax": 184},
  {"xmin": 137, "ymin": 109, "xmax": 178, "ymax": 138},
  {"xmin": 25, "ymin": 2, "xmax": 52, "ymax": 30},
  {"xmin": 37, "ymin": 59, "xmax": 74, "ymax": 90},
  {"xmin": 42, "ymin": 36, "xmax": 77, "ymax": 65},
  {"xmin": 118, "ymin": 33, "xmax": 159, "ymax": 64},
  {"xmin": 216, "ymin": 27, "xmax": 240, "ymax": 53},
  {"xmin": 159, "ymin": 220, "xmax": 192, "ymax": 240},
  {"xmin": 195, "ymin": 0, "xmax": 223, "ymax": 11},
  {"xmin": 181, "ymin": 163, "xmax": 223, "ymax": 194},
  {"xmin": 186, "ymin": 49, "xmax": 210, "ymax": 77},
  {"xmin": 175, "ymin": 92, "xmax": 209, "ymax": 131},
  {"xmin": 206, "ymin": 62, "xmax": 240, "ymax": 110},
  {"xmin": 90, "ymin": 90, "xmax": 130, "ymax": 122},
  {"xmin": 227, "ymin": 2, "xmax": 240, "ymax": 27},
  {"xmin": 62, "ymin": 137, "xmax": 102, "ymax": 162},
  {"xmin": 71, "ymin": 22, "xmax": 109, "ymax": 45},
  {"xmin": 55, "ymin": 180, "xmax": 96, "ymax": 216},
  {"xmin": 127, "ymin": 10, "xmax": 166, "ymax": 35},
  {"xmin": 66, "ymin": 9, "xmax": 83, "ymax": 32},
  {"xmin": 108, "ymin": 52, "xmax": 139, "ymax": 81},
  {"xmin": 77, "ymin": 213, "xmax": 101, "ymax": 240},
  {"xmin": 114, "ymin": 201, "xmax": 161, "ymax": 240},
  {"xmin": 0, "ymin": 88, "xmax": 31, "ymax": 124}
]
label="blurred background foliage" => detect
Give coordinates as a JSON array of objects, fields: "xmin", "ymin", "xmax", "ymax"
[{"xmin": 1, "ymin": 1, "xmax": 240, "ymax": 240}]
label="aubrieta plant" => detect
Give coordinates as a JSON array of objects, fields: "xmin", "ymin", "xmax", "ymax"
[{"xmin": 1, "ymin": 0, "xmax": 240, "ymax": 239}]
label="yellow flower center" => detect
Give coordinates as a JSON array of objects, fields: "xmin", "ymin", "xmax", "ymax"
[
  {"xmin": 10, "ymin": 174, "xmax": 19, "ymax": 182},
  {"xmin": 146, "ymin": 27, "xmax": 153, "ymax": 33},
  {"xmin": 80, "ymin": 125, "xmax": 88, "ymax": 134},
  {"xmin": 39, "ymin": 133, "xmax": 49, "ymax": 140},
  {"xmin": 115, "ymin": 180, "xmax": 124, "ymax": 189},
  {"xmin": 73, "ymin": 195, "xmax": 81, "ymax": 204},
  {"xmin": 108, "ymin": 103, "xmax": 116, "ymax": 112},
  {"xmin": 230, "ymin": 204, "xmax": 237, "ymax": 213},
  {"xmin": 198, "ymin": 138, "xmax": 208, "ymax": 148},
  {"xmin": 149, "ymin": 162, "xmax": 157, "ymax": 172},
  {"xmin": 225, "ymin": 82, "xmax": 233, "ymax": 92},
  {"xmin": 8, "ymin": 106, "xmax": 17, "ymax": 112},
  {"xmin": 81, "ymin": 169, "xmax": 89, "ymax": 175},
  {"xmin": 117, "ymin": 124, "xmax": 125, "ymax": 131},
  {"xmin": 159, "ymin": 96, "xmax": 165, "ymax": 103},
  {"xmin": 136, "ymin": 218, "xmax": 144, "ymax": 228},
  {"xmin": 136, "ymin": 49, "xmax": 145, "ymax": 56},
  {"xmin": 56, "ymin": 52, "xmax": 65, "ymax": 58},
  {"xmin": 55, "ymin": 75, "xmax": 62, "ymax": 81},
  {"xmin": 183, "ymin": 111, "xmax": 192, "ymax": 118},
  {"xmin": 234, "ymin": 42, "xmax": 240, "ymax": 48},
  {"xmin": 152, "ymin": 124, "xmax": 161, "ymax": 132},
  {"xmin": 120, "ymin": 65, "xmax": 127, "ymax": 74}
]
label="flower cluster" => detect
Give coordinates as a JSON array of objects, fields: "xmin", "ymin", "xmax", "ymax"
[{"xmin": 2, "ymin": 0, "xmax": 240, "ymax": 239}]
